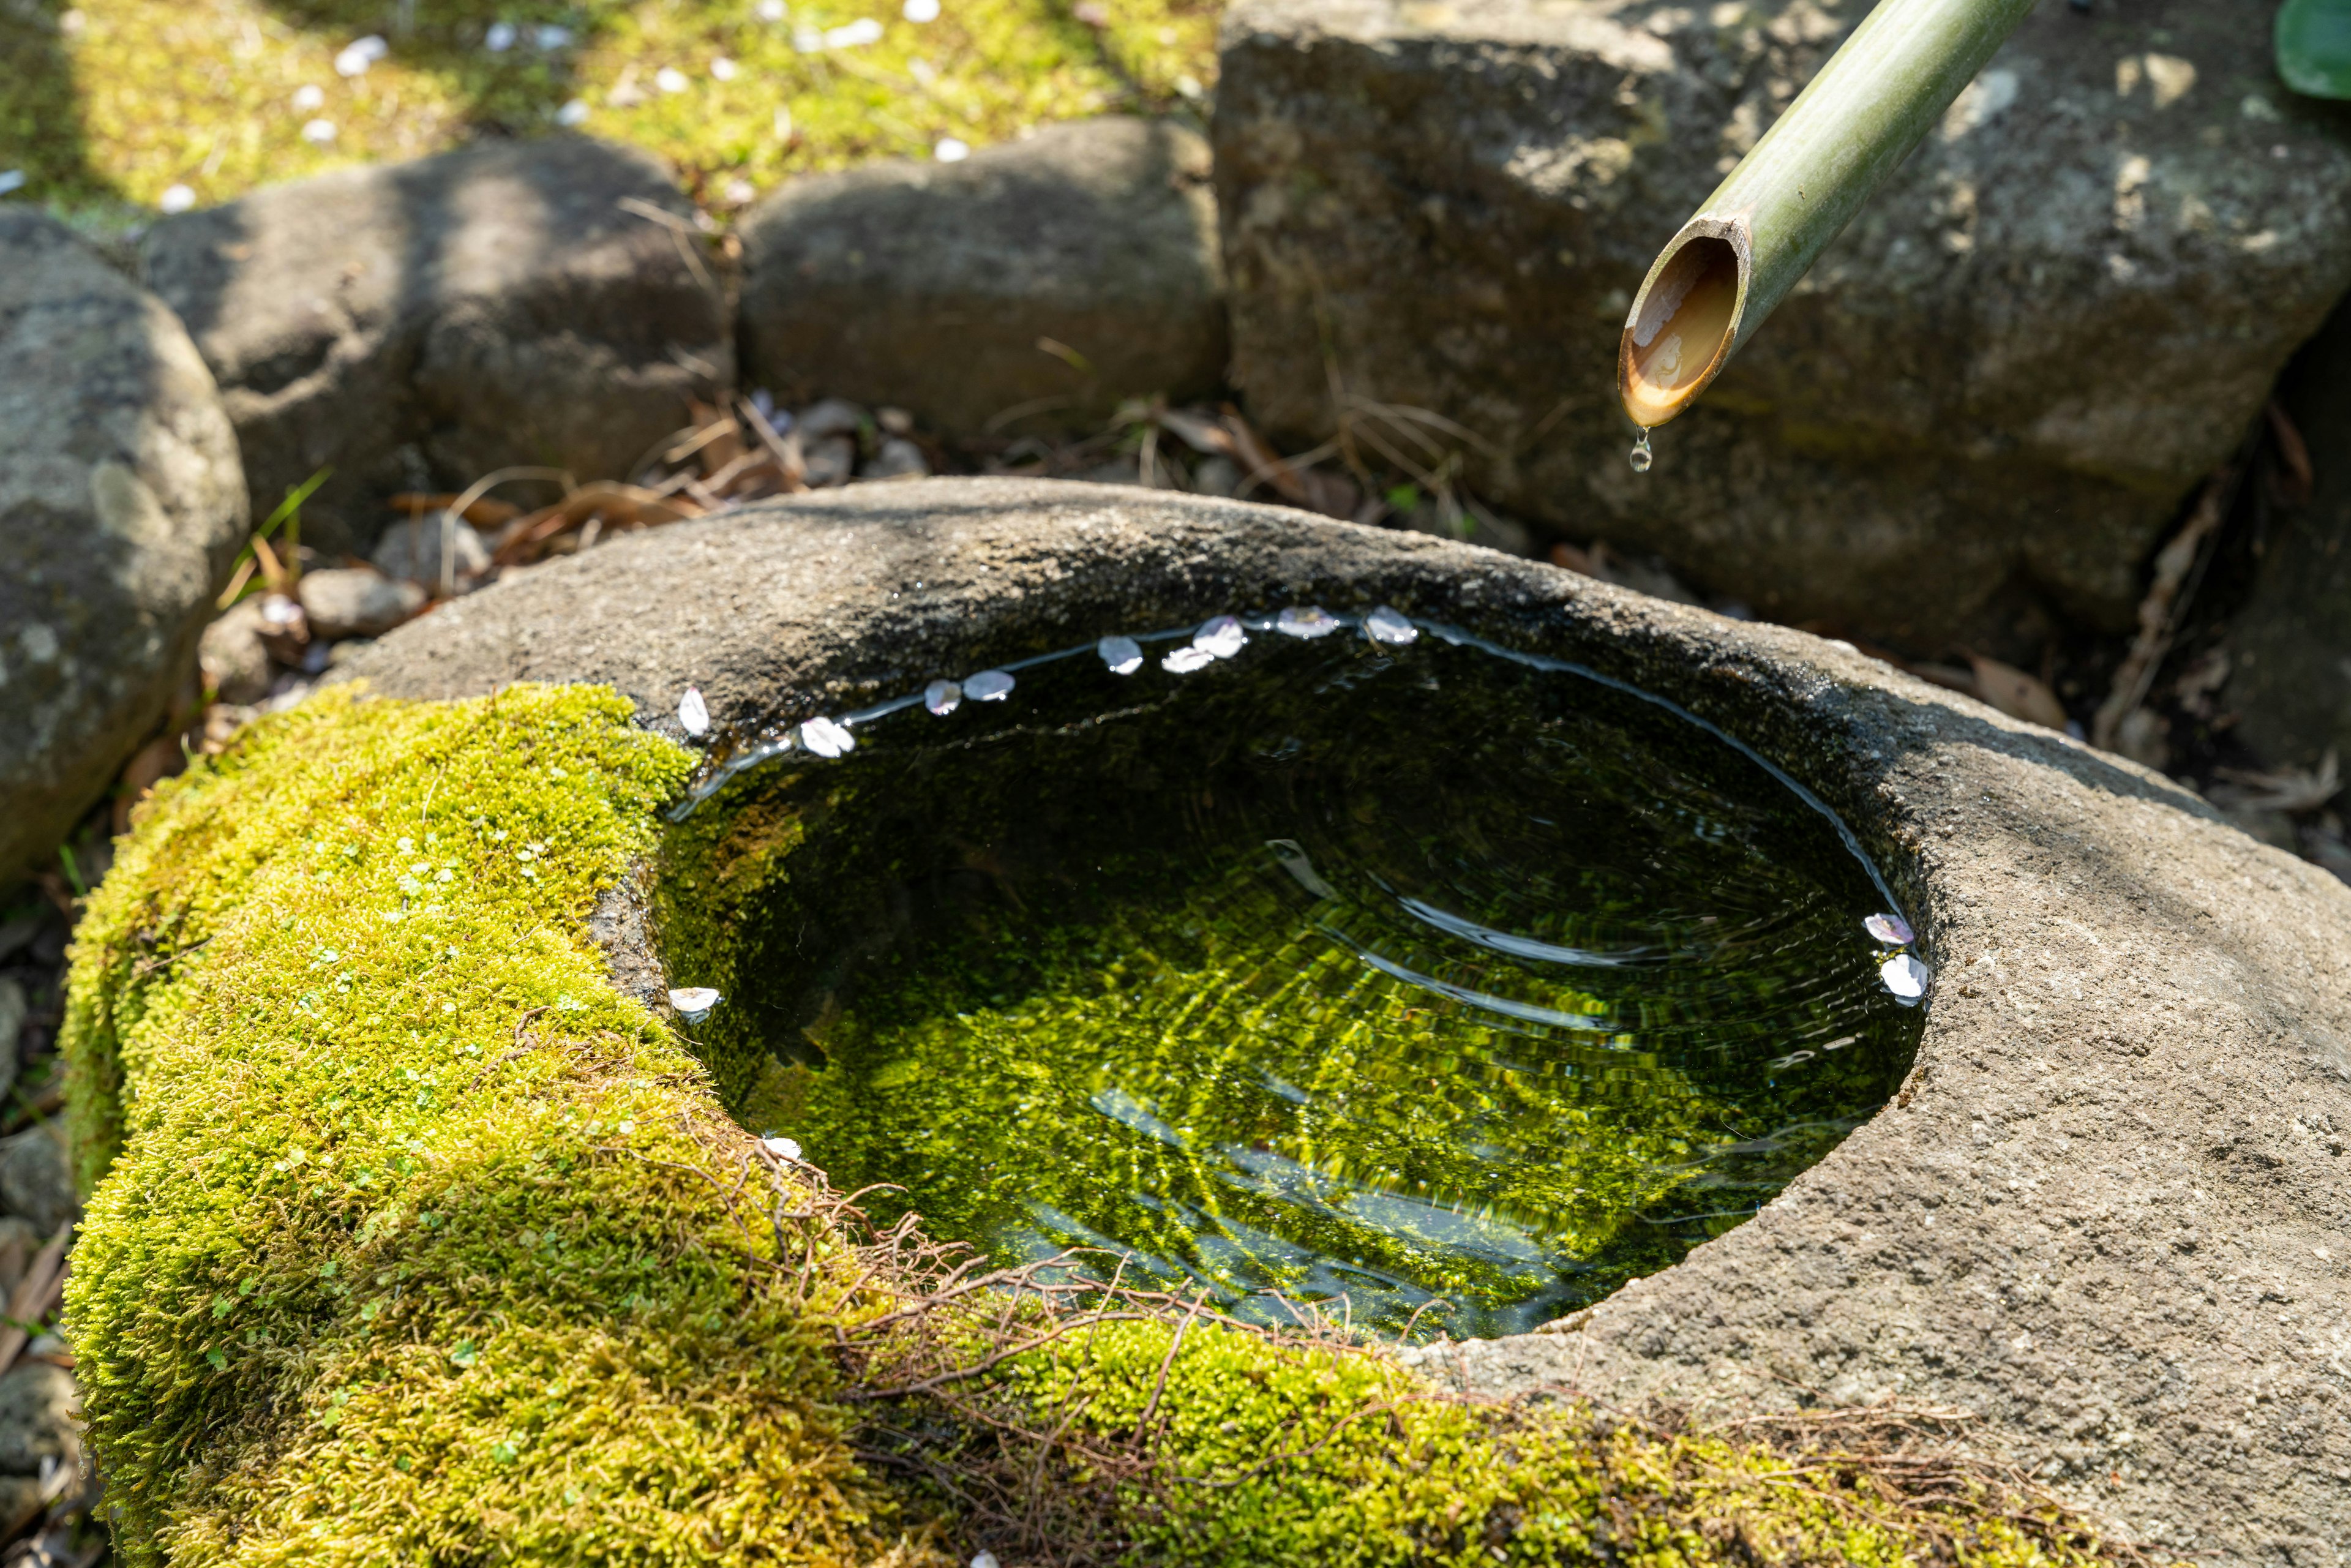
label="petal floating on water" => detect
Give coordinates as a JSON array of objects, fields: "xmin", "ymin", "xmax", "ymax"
[
  {"xmin": 1363, "ymin": 605, "xmax": 1419, "ymax": 645},
  {"xmin": 1193, "ymin": 614, "xmax": 1248, "ymax": 659},
  {"xmin": 1162, "ymin": 645, "xmax": 1217, "ymax": 674},
  {"xmin": 1880, "ymin": 953, "xmax": 1930, "ymax": 1003},
  {"xmin": 677, "ymin": 686, "xmax": 710, "ymax": 738},
  {"xmin": 1863, "ymin": 912, "xmax": 1914, "ymax": 946},
  {"xmin": 965, "ymin": 669, "xmax": 1014, "ymax": 701},
  {"xmin": 668, "ymin": 986, "xmax": 721, "ymax": 1022},
  {"xmin": 924, "ymin": 679, "xmax": 962, "ymax": 715},
  {"xmin": 1275, "ymin": 606, "xmax": 1339, "ymax": 639},
  {"xmin": 800, "ymin": 716, "xmax": 855, "ymax": 757},
  {"xmin": 1097, "ymin": 634, "xmax": 1144, "ymax": 675}
]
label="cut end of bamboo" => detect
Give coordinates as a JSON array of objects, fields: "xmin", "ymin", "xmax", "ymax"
[{"xmin": 1618, "ymin": 228, "xmax": 1747, "ymax": 430}]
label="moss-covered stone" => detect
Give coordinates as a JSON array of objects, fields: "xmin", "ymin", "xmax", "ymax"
[{"xmin": 63, "ymin": 681, "xmax": 2151, "ymax": 1565}]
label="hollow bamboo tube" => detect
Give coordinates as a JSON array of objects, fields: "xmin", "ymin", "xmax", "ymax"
[{"xmin": 1618, "ymin": 0, "xmax": 2037, "ymax": 430}]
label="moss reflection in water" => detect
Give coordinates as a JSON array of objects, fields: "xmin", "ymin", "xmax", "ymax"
[{"xmin": 662, "ymin": 620, "xmax": 1921, "ymax": 1339}]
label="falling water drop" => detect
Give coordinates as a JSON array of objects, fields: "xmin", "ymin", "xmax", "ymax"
[{"xmin": 1629, "ymin": 431, "xmax": 1654, "ymax": 473}]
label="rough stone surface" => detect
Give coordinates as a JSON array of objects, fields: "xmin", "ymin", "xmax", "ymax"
[
  {"xmin": 340, "ymin": 478, "xmax": 2351, "ymax": 1563},
  {"xmin": 2225, "ymin": 294, "xmax": 2351, "ymax": 770},
  {"xmin": 738, "ymin": 117, "xmax": 1226, "ymax": 438},
  {"xmin": 0, "ymin": 1364, "xmax": 78, "ymax": 1477},
  {"xmin": 140, "ymin": 135, "xmax": 730, "ymax": 558},
  {"xmin": 296, "ymin": 566, "xmax": 424, "ymax": 640},
  {"xmin": 0, "ymin": 209, "xmax": 249, "ymax": 883},
  {"xmin": 0, "ymin": 1124, "xmax": 75, "ymax": 1239},
  {"xmin": 1215, "ymin": 0, "xmax": 2351, "ymax": 652},
  {"xmin": 198, "ymin": 598, "xmax": 274, "ymax": 706}
]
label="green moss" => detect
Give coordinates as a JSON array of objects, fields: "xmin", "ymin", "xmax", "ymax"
[
  {"xmin": 62, "ymin": 685, "xmax": 945, "ymax": 1566},
  {"xmin": 64, "ymin": 681, "xmax": 2151, "ymax": 1566},
  {"xmin": 5, "ymin": 0, "xmax": 1215, "ymax": 216}
]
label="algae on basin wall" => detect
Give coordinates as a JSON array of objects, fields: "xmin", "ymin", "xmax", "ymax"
[{"xmin": 59, "ymin": 679, "xmax": 2152, "ymax": 1566}]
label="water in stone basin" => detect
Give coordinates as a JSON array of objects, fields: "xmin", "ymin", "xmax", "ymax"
[{"xmin": 703, "ymin": 612, "xmax": 1923, "ymax": 1340}]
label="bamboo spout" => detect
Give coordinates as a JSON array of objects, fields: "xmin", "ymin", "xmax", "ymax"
[{"xmin": 1618, "ymin": 0, "xmax": 2037, "ymax": 431}]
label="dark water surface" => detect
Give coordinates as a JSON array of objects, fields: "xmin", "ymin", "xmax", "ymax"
[{"xmin": 702, "ymin": 613, "xmax": 1924, "ymax": 1338}]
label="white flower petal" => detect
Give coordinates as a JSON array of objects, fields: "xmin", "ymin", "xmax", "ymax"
[
  {"xmin": 924, "ymin": 678, "xmax": 962, "ymax": 715},
  {"xmin": 669, "ymin": 986, "xmax": 721, "ymax": 1021},
  {"xmin": 291, "ymin": 83, "xmax": 326, "ymax": 111},
  {"xmin": 158, "ymin": 183, "xmax": 196, "ymax": 214},
  {"xmin": 800, "ymin": 716, "xmax": 855, "ymax": 757},
  {"xmin": 964, "ymin": 669, "xmax": 1014, "ymax": 701},
  {"xmin": 934, "ymin": 137, "xmax": 970, "ymax": 163},
  {"xmin": 906, "ymin": 0, "xmax": 940, "ymax": 18},
  {"xmin": 1275, "ymin": 605, "xmax": 1338, "ymax": 639},
  {"xmin": 1162, "ymin": 645, "xmax": 1216, "ymax": 674},
  {"xmin": 1097, "ymin": 634, "xmax": 1143, "ymax": 675},
  {"xmin": 1193, "ymin": 614, "xmax": 1247, "ymax": 659},
  {"xmin": 1864, "ymin": 912, "xmax": 1914, "ymax": 947},
  {"xmin": 677, "ymin": 686, "xmax": 710, "ymax": 738},
  {"xmin": 1363, "ymin": 606, "xmax": 1418, "ymax": 645},
  {"xmin": 1880, "ymin": 953, "xmax": 1930, "ymax": 1003},
  {"xmin": 762, "ymin": 1135, "xmax": 803, "ymax": 1160},
  {"xmin": 655, "ymin": 66, "xmax": 690, "ymax": 92},
  {"xmin": 300, "ymin": 118, "xmax": 338, "ymax": 145}
]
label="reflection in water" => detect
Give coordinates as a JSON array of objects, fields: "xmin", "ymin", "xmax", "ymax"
[{"xmin": 688, "ymin": 612, "xmax": 1924, "ymax": 1338}]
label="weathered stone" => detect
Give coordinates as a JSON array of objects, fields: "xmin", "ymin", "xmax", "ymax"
[
  {"xmin": 0, "ymin": 1364, "xmax": 78, "ymax": 1477},
  {"xmin": 371, "ymin": 514, "xmax": 490, "ymax": 588},
  {"xmin": 0, "ymin": 1124, "xmax": 73, "ymax": 1238},
  {"xmin": 1215, "ymin": 0, "xmax": 2351, "ymax": 652},
  {"xmin": 140, "ymin": 135, "xmax": 730, "ymax": 558},
  {"xmin": 198, "ymin": 598, "xmax": 274, "ymax": 705},
  {"xmin": 297, "ymin": 566, "xmax": 425, "ymax": 639},
  {"xmin": 0, "ymin": 209, "xmax": 249, "ymax": 882},
  {"xmin": 342, "ymin": 476, "xmax": 2351, "ymax": 1562},
  {"xmin": 739, "ymin": 118, "xmax": 1226, "ymax": 438},
  {"xmin": 2223, "ymin": 295, "xmax": 2351, "ymax": 769}
]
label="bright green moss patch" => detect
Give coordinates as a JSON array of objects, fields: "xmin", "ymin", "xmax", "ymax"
[
  {"xmin": 6, "ymin": 0, "xmax": 1215, "ymax": 216},
  {"xmin": 61, "ymin": 685, "xmax": 945, "ymax": 1566},
  {"xmin": 63, "ymin": 680, "xmax": 2154, "ymax": 1566}
]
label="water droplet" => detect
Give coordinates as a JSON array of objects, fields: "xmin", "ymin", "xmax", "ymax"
[
  {"xmin": 1097, "ymin": 635, "xmax": 1143, "ymax": 675},
  {"xmin": 924, "ymin": 679, "xmax": 962, "ymax": 715},
  {"xmin": 1275, "ymin": 606, "xmax": 1339, "ymax": 640},
  {"xmin": 1363, "ymin": 606, "xmax": 1419, "ymax": 645},
  {"xmin": 1629, "ymin": 432, "xmax": 1654, "ymax": 473},
  {"xmin": 668, "ymin": 986, "xmax": 721, "ymax": 1022},
  {"xmin": 1863, "ymin": 912, "xmax": 1913, "ymax": 946},
  {"xmin": 677, "ymin": 686, "xmax": 710, "ymax": 738},
  {"xmin": 1161, "ymin": 645, "xmax": 1216, "ymax": 674},
  {"xmin": 1879, "ymin": 953, "xmax": 1930, "ymax": 1003},
  {"xmin": 1193, "ymin": 615, "xmax": 1248, "ymax": 659},
  {"xmin": 799, "ymin": 717, "xmax": 855, "ymax": 757},
  {"xmin": 965, "ymin": 669, "xmax": 1014, "ymax": 702}
]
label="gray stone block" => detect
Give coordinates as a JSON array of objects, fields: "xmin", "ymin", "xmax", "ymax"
[
  {"xmin": 0, "ymin": 209, "xmax": 248, "ymax": 882},
  {"xmin": 738, "ymin": 117, "xmax": 1226, "ymax": 438},
  {"xmin": 140, "ymin": 135, "xmax": 730, "ymax": 558},
  {"xmin": 1214, "ymin": 0, "xmax": 2351, "ymax": 651}
]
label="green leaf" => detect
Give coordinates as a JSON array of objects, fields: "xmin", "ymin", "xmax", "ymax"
[
  {"xmin": 2279, "ymin": 0, "xmax": 2351, "ymax": 98},
  {"xmin": 204, "ymin": 1348, "xmax": 227, "ymax": 1371},
  {"xmin": 449, "ymin": 1340, "xmax": 478, "ymax": 1368}
]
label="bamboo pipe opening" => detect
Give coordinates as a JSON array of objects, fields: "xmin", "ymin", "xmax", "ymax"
[{"xmin": 1618, "ymin": 234, "xmax": 1745, "ymax": 430}]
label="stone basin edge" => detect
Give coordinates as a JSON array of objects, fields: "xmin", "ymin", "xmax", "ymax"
[{"xmin": 342, "ymin": 477, "xmax": 2351, "ymax": 1563}]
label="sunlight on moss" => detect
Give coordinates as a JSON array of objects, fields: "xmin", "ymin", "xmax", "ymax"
[{"xmin": 2, "ymin": 0, "xmax": 1217, "ymax": 214}]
